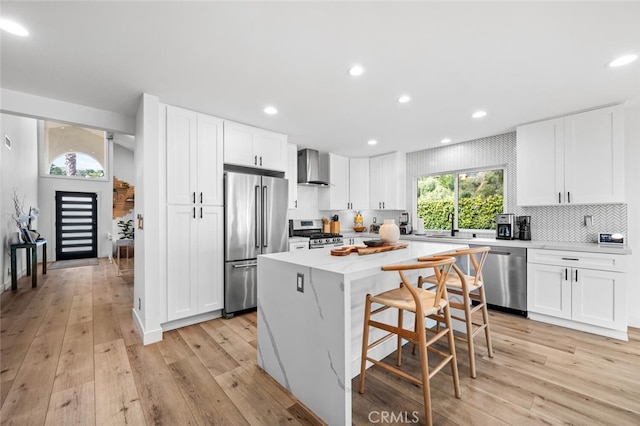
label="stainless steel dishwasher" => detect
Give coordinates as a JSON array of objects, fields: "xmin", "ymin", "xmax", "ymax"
[{"xmin": 463, "ymin": 244, "xmax": 527, "ymax": 316}]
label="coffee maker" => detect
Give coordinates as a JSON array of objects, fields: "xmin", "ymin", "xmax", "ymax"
[
  {"xmin": 399, "ymin": 212, "xmax": 412, "ymax": 235},
  {"xmin": 516, "ymin": 216, "xmax": 531, "ymax": 240},
  {"xmin": 496, "ymin": 213, "xmax": 516, "ymax": 240}
]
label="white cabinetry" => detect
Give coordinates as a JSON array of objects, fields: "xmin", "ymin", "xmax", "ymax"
[
  {"xmin": 167, "ymin": 205, "xmax": 223, "ymax": 320},
  {"xmin": 517, "ymin": 105, "xmax": 624, "ymax": 206},
  {"xmin": 166, "ymin": 105, "xmax": 224, "ymax": 321},
  {"xmin": 289, "ymin": 240, "xmax": 309, "ymax": 251},
  {"xmin": 527, "ymin": 249, "xmax": 627, "ymax": 340},
  {"xmin": 286, "ymin": 143, "xmax": 298, "ymax": 209},
  {"xmin": 318, "ymin": 153, "xmax": 350, "ymax": 210},
  {"xmin": 369, "ymin": 151, "xmax": 406, "ymax": 210},
  {"xmin": 167, "ymin": 106, "xmax": 223, "ymax": 206},
  {"xmin": 349, "ymin": 158, "xmax": 369, "ymax": 210},
  {"xmin": 223, "ymin": 121, "xmax": 287, "ymax": 172},
  {"xmin": 318, "ymin": 154, "xmax": 371, "ymax": 210}
]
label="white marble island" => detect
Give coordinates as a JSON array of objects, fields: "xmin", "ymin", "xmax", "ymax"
[{"xmin": 257, "ymin": 241, "xmax": 467, "ymax": 425}]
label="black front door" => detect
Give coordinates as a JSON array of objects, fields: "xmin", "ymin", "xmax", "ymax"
[{"xmin": 55, "ymin": 191, "xmax": 98, "ymax": 260}]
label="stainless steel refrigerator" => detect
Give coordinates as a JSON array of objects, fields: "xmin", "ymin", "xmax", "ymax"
[{"xmin": 224, "ymin": 171, "xmax": 289, "ymax": 316}]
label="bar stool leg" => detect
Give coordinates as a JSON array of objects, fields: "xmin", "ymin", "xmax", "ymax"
[
  {"xmin": 396, "ymin": 308, "xmax": 404, "ymax": 366},
  {"xmin": 359, "ymin": 295, "xmax": 373, "ymax": 394},
  {"xmin": 444, "ymin": 303, "xmax": 461, "ymax": 398},
  {"xmin": 479, "ymin": 286, "xmax": 494, "ymax": 358},
  {"xmin": 417, "ymin": 320, "xmax": 433, "ymax": 426},
  {"xmin": 463, "ymin": 291, "xmax": 476, "ymax": 378}
]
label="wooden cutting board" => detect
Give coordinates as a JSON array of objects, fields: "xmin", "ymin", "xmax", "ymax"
[{"xmin": 330, "ymin": 243, "xmax": 409, "ymax": 256}]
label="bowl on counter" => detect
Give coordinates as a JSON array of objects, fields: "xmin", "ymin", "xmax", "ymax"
[
  {"xmin": 353, "ymin": 226, "xmax": 366, "ymax": 232},
  {"xmin": 363, "ymin": 239, "xmax": 385, "ymax": 247}
]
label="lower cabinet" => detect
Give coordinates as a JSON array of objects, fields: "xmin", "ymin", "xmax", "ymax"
[
  {"xmin": 167, "ymin": 205, "xmax": 224, "ymax": 321},
  {"xmin": 527, "ymin": 249, "xmax": 627, "ymax": 338}
]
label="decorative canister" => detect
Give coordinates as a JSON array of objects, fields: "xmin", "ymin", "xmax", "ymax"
[{"xmin": 379, "ymin": 219, "xmax": 400, "ymax": 244}]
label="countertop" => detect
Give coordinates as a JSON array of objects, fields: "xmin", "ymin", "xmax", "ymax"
[
  {"xmin": 260, "ymin": 240, "xmax": 467, "ymax": 278},
  {"xmin": 340, "ymin": 231, "xmax": 632, "ymax": 255}
]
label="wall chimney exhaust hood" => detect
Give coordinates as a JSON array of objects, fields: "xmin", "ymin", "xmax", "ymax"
[{"xmin": 297, "ymin": 148, "xmax": 330, "ymax": 186}]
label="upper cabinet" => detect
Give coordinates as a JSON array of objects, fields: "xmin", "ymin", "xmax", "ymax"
[
  {"xmin": 369, "ymin": 151, "xmax": 406, "ymax": 210},
  {"xmin": 318, "ymin": 154, "xmax": 370, "ymax": 210},
  {"xmin": 286, "ymin": 143, "xmax": 298, "ymax": 209},
  {"xmin": 348, "ymin": 157, "xmax": 370, "ymax": 211},
  {"xmin": 318, "ymin": 153, "xmax": 350, "ymax": 210},
  {"xmin": 517, "ymin": 105, "xmax": 624, "ymax": 206},
  {"xmin": 166, "ymin": 106, "xmax": 224, "ymax": 206},
  {"xmin": 223, "ymin": 121, "xmax": 287, "ymax": 172}
]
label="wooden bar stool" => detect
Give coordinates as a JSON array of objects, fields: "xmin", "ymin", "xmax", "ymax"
[
  {"xmin": 418, "ymin": 246, "xmax": 494, "ymax": 378},
  {"xmin": 359, "ymin": 256, "xmax": 461, "ymax": 426}
]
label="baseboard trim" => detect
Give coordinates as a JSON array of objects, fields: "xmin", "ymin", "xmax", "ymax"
[
  {"xmin": 162, "ymin": 310, "xmax": 223, "ymax": 333},
  {"xmin": 528, "ymin": 312, "xmax": 628, "ymax": 341},
  {"xmin": 132, "ymin": 308, "xmax": 163, "ymax": 345}
]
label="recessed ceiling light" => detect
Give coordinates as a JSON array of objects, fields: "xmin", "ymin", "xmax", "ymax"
[
  {"xmin": 398, "ymin": 95, "xmax": 411, "ymax": 104},
  {"xmin": 263, "ymin": 106, "xmax": 278, "ymax": 115},
  {"xmin": 367, "ymin": 139, "xmax": 378, "ymax": 146},
  {"xmin": 471, "ymin": 110, "xmax": 487, "ymax": 119},
  {"xmin": 0, "ymin": 19, "xmax": 29, "ymax": 36},
  {"xmin": 348, "ymin": 65, "xmax": 365, "ymax": 77},
  {"xmin": 441, "ymin": 138, "xmax": 452, "ymax": 144},
  {"xmin": 606, "ymin": 54, "xmax": 638, "ymax": 68}
]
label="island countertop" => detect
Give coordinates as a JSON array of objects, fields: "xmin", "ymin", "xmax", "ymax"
[{"xmin": 259, "ymin": 240, "xmax": 467, "ymax": 279}]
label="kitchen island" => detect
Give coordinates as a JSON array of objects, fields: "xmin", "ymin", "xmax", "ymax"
[{"xmin": 257, "ymin": 241, "xmax": 467, "ymax": 425}]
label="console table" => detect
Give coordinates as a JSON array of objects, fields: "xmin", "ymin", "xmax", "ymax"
[{"xmin": 10, "ymin": 239, "xmax": 47, "ymax": 291}]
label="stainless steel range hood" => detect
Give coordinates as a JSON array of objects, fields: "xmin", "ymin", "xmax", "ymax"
[{"xmin": 297, "ymin": 148, "xmax": 330, "ymax": 186}]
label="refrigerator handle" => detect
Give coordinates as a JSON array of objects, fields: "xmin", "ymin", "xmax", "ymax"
[
  {"xmin": 255, "ymin": 185, "xmax": 261, "ymax": 248},
  {"xmin": 262, "ymin": 185, "xmax": 269, "ymax": 247}
]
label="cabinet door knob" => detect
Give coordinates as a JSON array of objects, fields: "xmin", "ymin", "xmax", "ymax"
[
  {"xmin": 567, "ymin": 192, "xmax": 571, "ymax": 203},
  {"xmin": 200, "ymin": 192, "xmax": 203, "ymax": 204},
  {"xmin": 558, "ymin": 192, "xmax": 561, "ymax": 204},
  {"xmin": 295, "ymin": 200, "xmax": 297, "ymax": 208},
  {"xmin": 200, "ymin": 207, "xmax": 203, "ymax": 219},
  {"xmin": 565, "ymin": 268, "xmax": 568, "ymax": 281},
  {"xmin": 193, "ymin": 192, "xmax": 196, "ymax": 204},
  {"xmin": 254, "ymin": 155, "xmax": 258, "ymax": 165},
  {"xmin": 193, "ymin": 207, "xmax": 196, "ymax": 219},
  {"xmin": 260, "ymin": 156, "xmax": 263, "ymax": 166},
  {"xmin": 575, "ymin": 269, "xmax": 578, "ymax": 282}
]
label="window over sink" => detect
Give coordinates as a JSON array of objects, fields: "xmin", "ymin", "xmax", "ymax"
[{"xmin": 416, "ymin": 168, "xmax": 504, "ymax": 231}]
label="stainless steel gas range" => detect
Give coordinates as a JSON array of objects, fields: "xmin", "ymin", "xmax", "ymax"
[{"xmin": 289, "ymin": 219, "xmax": 343, "ymax": 249}]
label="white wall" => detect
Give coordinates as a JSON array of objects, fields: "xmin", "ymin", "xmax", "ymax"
[
  {"xmin": 0, "ymin": 114, "xmax": 39, "ymax": 290},
  {"xmin": 625, "ymin": 106, "xmax": 640, "ymax": 328},
  {"xmin": 132, "ymin": 93, "xmax": 164, "ymax": 344},
  {"xmin": 38, "ymin": 170, "xmax": 113, "ymax": 262}
]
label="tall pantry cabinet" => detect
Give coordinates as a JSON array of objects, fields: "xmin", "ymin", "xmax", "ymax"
[{"xmin": 166, "ymin": 105, "xmax": 224, "ymax": 321}]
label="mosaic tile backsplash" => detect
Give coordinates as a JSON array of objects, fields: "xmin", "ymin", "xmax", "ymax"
[{"xmin": 288, "ymin": 131, "xmax": 627, "ymax": 243}]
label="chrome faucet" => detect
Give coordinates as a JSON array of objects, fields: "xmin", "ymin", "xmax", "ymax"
[{"xmin": 449, "ymin": 212, "xmax": 459, "ymax": 237}]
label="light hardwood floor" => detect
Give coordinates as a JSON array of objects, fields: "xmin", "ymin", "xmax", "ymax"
[{"xmin": 2, "ymin": 259, "xmax": 639, "ymax": 425}]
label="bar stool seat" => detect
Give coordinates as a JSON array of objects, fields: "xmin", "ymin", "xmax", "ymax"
[{"xmin": 359, "ymin": 256, "xmax": 461, "ymax": 426}]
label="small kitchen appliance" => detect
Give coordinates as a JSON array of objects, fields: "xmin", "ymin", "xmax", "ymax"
[
  {"xmin": 598, "ymin": 232, "xmax": 625, "ymax": 246},
  {"xmin": 399, "ymin": 212, "xmax": 412, "ymax": 235},
  {"xmin": 291, "ymin": 219, "xmax": 343, "ymax": 249},
  {"xmin": 516, "ymin": 216, "xmax": 531, "ymax": 241},
  {"xmin": 496, "ymin": 213, "xmax": 516, "ymax": 240}
]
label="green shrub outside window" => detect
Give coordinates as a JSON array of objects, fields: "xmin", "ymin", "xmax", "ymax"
[{"xmin": 417, "ymin": 169, "xmax": 504, "ymax": 231}]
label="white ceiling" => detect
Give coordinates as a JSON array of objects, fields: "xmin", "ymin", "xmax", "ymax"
[{"xmin": 1, "ymin": 1, "xmax": 639, "ymax": 157}]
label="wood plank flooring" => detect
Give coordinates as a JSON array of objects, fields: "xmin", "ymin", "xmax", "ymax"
[{"xmin": 1, "ymin": 259, "xmax": 639, "ymax": 425}]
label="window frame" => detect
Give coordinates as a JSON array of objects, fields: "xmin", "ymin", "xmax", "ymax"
[
  {"xmin": 39, "ymin": 120, "xmax": 110, "ymax": 182},
  {"xmin": 415, "ymin": 165, "xmax": 506, "ymax": 233}
]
